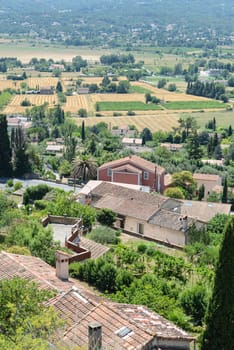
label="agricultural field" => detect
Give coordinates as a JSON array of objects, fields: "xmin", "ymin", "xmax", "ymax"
[
  {"xmin": 27, "ymin": 77, "xmax": 58, "ymax": 89},
  {"xmin": 0, "ymin": 78, "xmax": 22, "ymax": 90},
  {"xmin": 63, "ymin": 95, "xmax": 93, "ymax": 114},
  {"xmin": 97, "ymin": 101, "xmax": 163, "ymax": 111},
  {"xmin": 73, "ymin": 113, "xmax": 179, "ymax": 132},
  {"xmin": 164, "ymin": 100, "xmax": 226, "ymax": 110},
  {"xmin": 3, "ymin": 94, "xmax": 58, "ymax": 114},
  {"xmin": 0, "ymin": 91, "xmax": 13, "ymax": 110}
]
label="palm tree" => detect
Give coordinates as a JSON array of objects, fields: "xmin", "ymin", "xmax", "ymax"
[{"xmin": 72, "ymin": 156, "xmax": 97, "ymax": 186}]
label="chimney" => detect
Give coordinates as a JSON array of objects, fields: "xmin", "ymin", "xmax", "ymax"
[
  {"xmin": 182, "ymin": 216, "xmax": 188, "ymax": 231},
  {"xmin": 88, "ymin": 322, "xmax": 102, "ymax": 350},
  {"xmin": 55, "ymin": 251, "xmax": 70, "ymax": 281}
]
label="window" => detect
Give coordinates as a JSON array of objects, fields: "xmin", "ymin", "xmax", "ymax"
[
  {"xmin": 143, "ymin": 171, "xmax": 149, "ymax": 180},
  {"xmin": 137, "ymin": 223, "xmax": 144, "ymax": 235},
  {"xmin": 116, "ymin": 326, "xmax": 133, "ymax": 338},
  {"xmin": 108, "ymin": 168, "xmax": 112, "ymax": 177}
]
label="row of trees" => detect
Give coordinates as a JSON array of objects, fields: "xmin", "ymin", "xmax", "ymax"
[{"xmin": 186, "ymin": 81, "xmax": 227, "ymax": 101}]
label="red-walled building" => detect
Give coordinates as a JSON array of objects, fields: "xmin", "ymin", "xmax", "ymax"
[{"xmin": 97, "ymin": 155, "xmax": 166, "ymax": 193}]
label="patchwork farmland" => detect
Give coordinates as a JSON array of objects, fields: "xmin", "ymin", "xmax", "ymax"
[{"xmin": 0, "ymin": 76, "xmax": 229, "ymax": 131}]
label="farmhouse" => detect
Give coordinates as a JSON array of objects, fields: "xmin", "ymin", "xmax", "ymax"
[
  {"xmin": 160, "ymin": 143, "xmax": 183, "ymax": 152},
  {"xmin": 111, "ymin": 125, "xmax": 135, "ymax": 137},
  {"xmin": 0, "ymin": 251, "xmax": 195, "ymax": 350},
  {"xmin": 77, "ymin": 87, "xmax": 89, "ymax": 94},
  {"xmin": 193, "ymin": 173, "xmax": 222, "ymax": 199},
  {"xmin": 122, "ymin": 137, "xmax": 142, "ymax": 147},
  {"xmin": 39, "ymin": 86, "xmax": 54, "ymax": 94},
  {"xmin": 97, "ymin": 155, "xmax": 166, "ymax": 193},
  {"xmin": 85, "ymin": 181, "xmax": 201, "ymax": 247},
  {"xmin": 82, "ymin": 181, "xmax": 231, "ymax": 247}
]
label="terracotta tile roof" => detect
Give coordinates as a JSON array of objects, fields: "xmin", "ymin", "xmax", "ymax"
[
  {"xmin": 0, "ymin": 251, "xmax": 75, "ymax": 293},
  {"xmin": 148, "ymin": 209, "xmax": 195, "ymax": 231},
  {"xmin": 80, "ymin": 238, "xmax": 110, "ymax": 259},
  {"xmin": 92, "ymin": 182, "xmax": 166, "ymax": 208},
  {"xmin": 111, "ymin": 303, "xmax": 194, "ymax": 341},
  {"xmin": 193, "ymin": 173, "xmax": 221, "ymax": 182},
  {"xmin": 63, "ymin": 302, "xmax": 152, "ymax": 349},
  {"xmin": 94, "ymin": 193, "xmax": 159, "ymax": 221},
  {"xmin": 98, "ymin": 155, "xmax": 165, "ymax": 175},
  {"xmin": 112, "ymin": 164, "xmax": 142, "ymax": 174},
  {"xmin": 180, "ymin": 200, "xmax": 231, "ymax": 222},
  {"xmin": 0, "ymin": 251, "xmax": 194, "ymax": 348}
]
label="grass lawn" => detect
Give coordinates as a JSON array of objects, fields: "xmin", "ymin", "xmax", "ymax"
[
  {"xmin": 164, "ymin": 100, "xmax": 226, "ymax": 110},
  {"xmin": 129, "ymin": 85, "xmax": 153, "ymax": 94},
  {"xmin": 98, "ymin": 101, "xmax": 163, "ymax": 111}
]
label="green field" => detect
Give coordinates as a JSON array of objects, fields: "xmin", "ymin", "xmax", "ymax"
[
  {"xmin": 190, "ymin": 110, "xmax": 234, "ymax": 128},
  {"xmin": 129, "ymin": 85, "xmax": 153, "ymax": 94},
  {"xmin": 0, "ymin": 91, "xmax": 13, "ymax": 110},
  {"xmin": 98, "ymin": 101, "xmax": 163, "ymax": 111},
  {"xmin": 164, "ymin": 100, "xmax": 226, "ymax": 110}
]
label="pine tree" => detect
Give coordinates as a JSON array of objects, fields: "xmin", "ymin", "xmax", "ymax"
[
  {"xmin": 0, "ymin": 114, "xmax": 12, "ymax": 177},
  {"xmin": 201, "ymin": 216, "xmax": 234, "ymax": 350}
]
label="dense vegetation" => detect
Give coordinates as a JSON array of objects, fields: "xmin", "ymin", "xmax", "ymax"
[{"xmin": 0, "ymin": 1, "xmax": 234, "ymax": 49}]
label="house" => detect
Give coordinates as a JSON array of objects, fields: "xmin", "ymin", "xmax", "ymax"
[
  {"xmin": 89, "ymin": 181, "xmax": 202, "ymax": 247},
  {"xmin": 160, "ymin": 143, "xmax": 183, "ymax": 152},
  {"xmin": 111, "ymin": 125, "xmax": 135, "ymax": 137},
  {"xmin": 193, "ymin": 173, "xmax": 222, "ymax": 199},
  {"xmin": 0, "ymin": 251, "xmax": 195, "ymax": 350},
  {"xmin": 122, "ymin": 137, "xmax": 142, "ymax": 147},
  {"xmin": 97, "ymin": 155, "xmax": 166, "ymax": 193},
  {"xmin": 83, "ymin": 181, "xmax": 231, "ymax": 247},
  {"xmin": 39, "ymin": 86, "xmax": 54, "ymax": 94},
  {"xmin": 77, "ymin": 87, "xmax": 89, "ymax": 94},
  {"xmin": 45, "ymin": 143, "xmax": 64, "ymax": 155}
]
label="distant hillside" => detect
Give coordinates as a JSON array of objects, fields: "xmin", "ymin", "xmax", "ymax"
[{"xmin": 0, "ymin": 0, "xmax": 233, "ymax": 48}]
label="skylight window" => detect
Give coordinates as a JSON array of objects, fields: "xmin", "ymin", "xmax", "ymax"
[{"xmin": 116, "ymin": 326, "xmax": 133, "ymax": 338}]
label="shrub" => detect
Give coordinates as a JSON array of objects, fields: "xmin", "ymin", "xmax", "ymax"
[
  {"xmin": 96, "ymin": 208, "xmax": 116, "ymax": 226},
  {"xmin": 127, "ymin": 110, "xmax": 135, "ymax": 116},
  {"xmin": 14, "ymin": 181, "xmax": 22, "ymax": 191},
  {"xmin": 6, "ymin": 179, "xmax": 13, "ymax": 187},
  {"xmin": 88, "ymin": 226, "xmax": 120, "ymax": 245},
  {"xmin": 23, "ymin": 184, "xmax": 51, "ymax": 205}
]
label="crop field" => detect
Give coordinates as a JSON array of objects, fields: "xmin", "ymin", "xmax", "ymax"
[
  {"xmin": 27, "ymin": 77, "xmax": 58, "ymax": 89},
  {"xmin": 3, "ymin": 94, "xmax": 58, "ymax": 114},
  {"xmin": 97, "ymin": 101, "xmax": 163, "ymax": 111},
  {"xmin": 73, "ymin": 113, "xmax": 179, "ymax": 132},
  {"xmin": 0, "ymin": 91, "xmax": 13, "ymax": 110},
  {"xmin": 129, "ymin": 85, "xmax": 154, "ymax": 94},
  {"xmin": 134, "ymin": 81, "xmax": 211, "ymax": 102},
  {"xmin": 91, "ymin": 93, "xmax": 145, "ymax": 103},
  {"xmin": 63, "ymin": 95, "xmax": 93, "ymax": 113},
  {"xmin": 0, "ymin": 79, "xmax": 22, "ymax": 90},
  {"xmin": 164, "ymin": 100, "xmax": 226, "ymax": 110}
]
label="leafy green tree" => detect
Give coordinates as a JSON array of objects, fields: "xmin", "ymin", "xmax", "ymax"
[
  {"xmin": 164, "ymin": 187, "xmax": 185, "ymax": 199},
  {"xmin": 141, "ymin": 127, "xmax": 152, "ymax": 144},
  {"xmin": 201, "ymin": 216, "xmax": 234, "ymax": 350},
  {"xmin": 168, "ymin": 83, "xmax": 177, "ymax": 91},
  {"xmin": 0, "ymin": 277, "xmax": 60, "ymax": 345},
  {"xmin": 117, "ymin": 80, "xmax": 130, "ymax": 93},
  {"xmin": 72, "ymin": 55, "xmax": 87, "ymax": 72},
  {"xmin": 0, "ymin": 114, "xmax": 12, "ymax": 177},
  {"xmin": 145, "ymin": 92, "xmax": 152, "ymax": 103},
  {"xmin": 96, "ymin": 208, "xmax": 116, "ymax": 226},
  {"xmin": 78, "ymin": 108, "xmax": 87, "ymax": 118},
  {"xmin": 180, "ymin": 284, "xmax": 209, "ymax": 326},
  {"xmin": 171, "ymin": 171, "xmax": 197, "ymax": 199}
]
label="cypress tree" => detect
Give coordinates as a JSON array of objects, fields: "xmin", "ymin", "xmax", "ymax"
[
  {"xmin": 222, "ymin": 176, "xmax": 228, "ymax": 203},
  {"xmin": 201, "ymin": 216, "xmax": 234, "ymax": 350},
  {"xmin": 81, "ymin": 120, "xmax": 85, "ymax": 143},
  {"xmin": 0, "ymin": 114, "xmax": 12, "ymax": 177}
]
